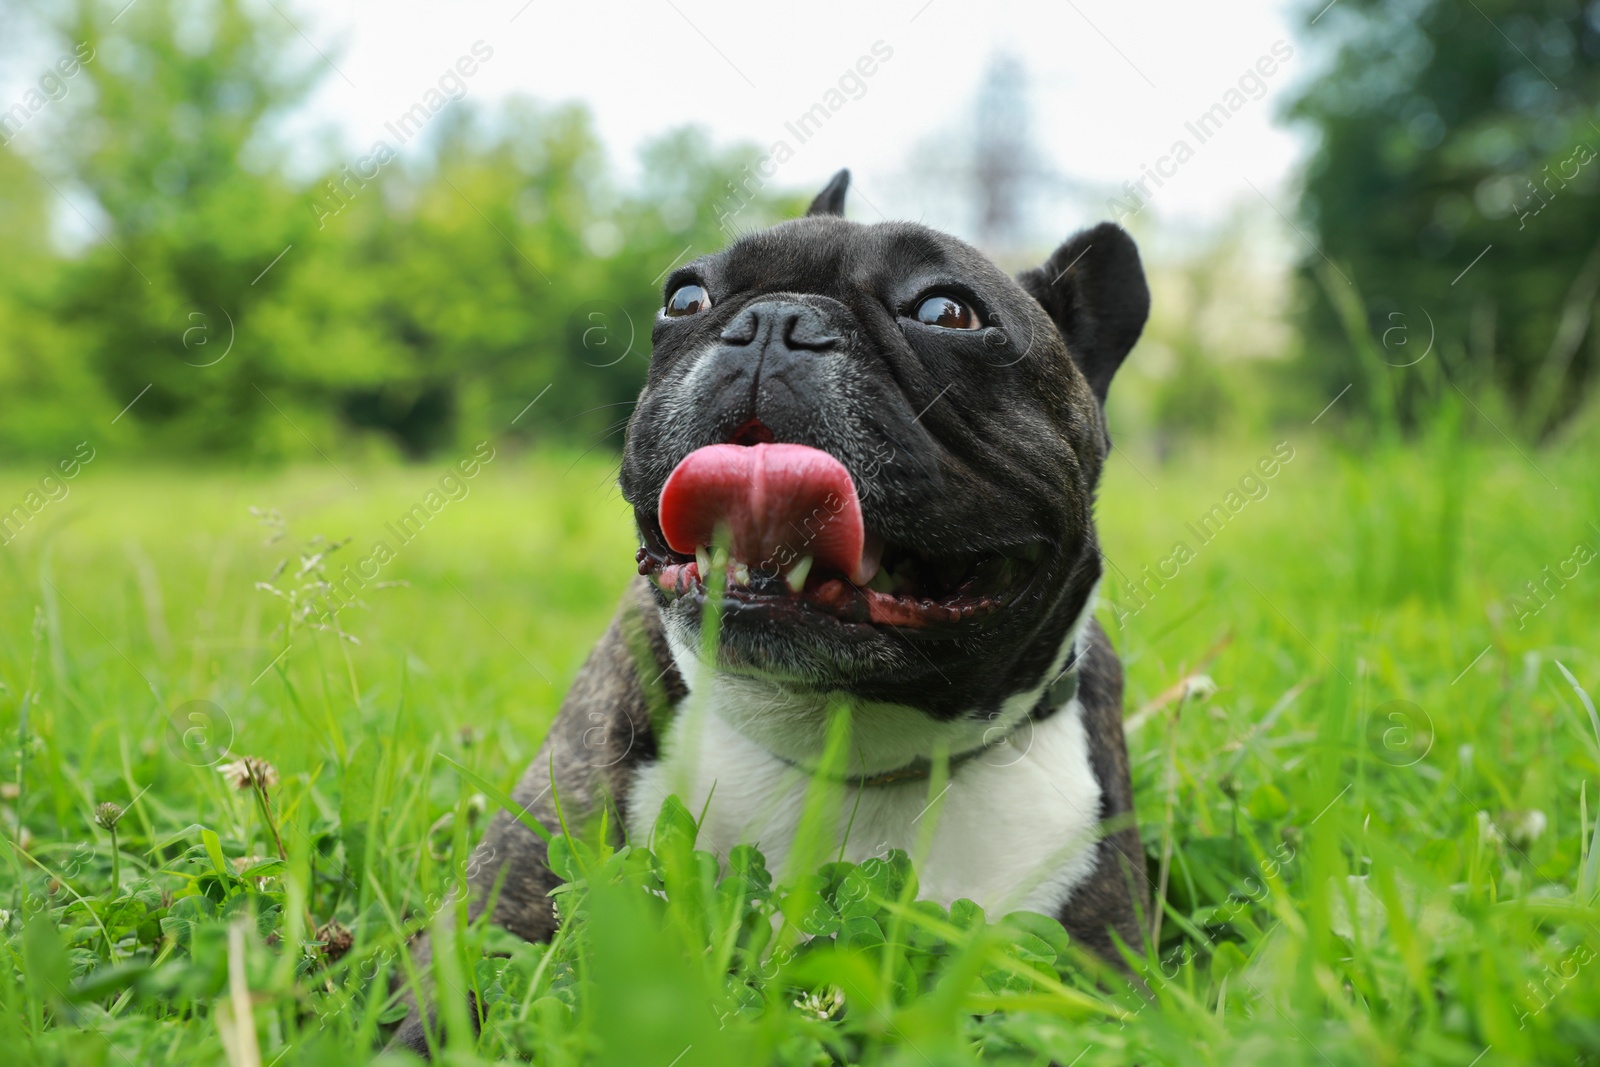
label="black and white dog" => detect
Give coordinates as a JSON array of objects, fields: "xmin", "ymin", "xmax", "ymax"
[{"xmin": 396, "ymin": 169, "xmax": 1149, "ymax": 1051}]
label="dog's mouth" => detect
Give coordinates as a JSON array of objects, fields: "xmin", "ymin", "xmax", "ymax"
[{"xmin": 634, "ymin": 441, "xmax": 1043, "ymax": 630}]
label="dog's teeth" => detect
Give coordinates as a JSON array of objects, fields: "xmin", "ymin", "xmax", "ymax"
[
  {"xmin": 850, "ymin": 532, "xmax": 883, "ymax": 586},
  {"xmin": 732, "ymin": 562, "xmax": 751, "ymax": 586},
  {"xmin": 695, "ymin": 545, "xmax": 712, "ymax": 577},
  {"xmin": 867, "ymin": 568, "xmax": 895, "ymax": 593},
  {"xmin": 786, "ymin": 555, "xmax": 814, "ymax": 593}
]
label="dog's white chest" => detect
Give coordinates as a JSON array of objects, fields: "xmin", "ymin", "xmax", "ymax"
[{"xmin": 626, "ymin": 698, "xmax": 1104, "ymax": 918}]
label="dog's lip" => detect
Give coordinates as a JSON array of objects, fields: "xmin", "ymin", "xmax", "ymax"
[
  {"xmin": 635, "ymin": 514, "xmax": 1048, "ymax": 632},
  {"xmin": 645, "ymin": 566, "xmax": 1022, "ymax": 636}
]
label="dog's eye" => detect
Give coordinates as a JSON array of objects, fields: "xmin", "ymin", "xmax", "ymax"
[
  {"xmin": 665, "ymin": 284, "xmax": 712, "ymax": 317},
  {"xmin": 913, "ymin": 294, "xmax": 980, "ymax": 330}
]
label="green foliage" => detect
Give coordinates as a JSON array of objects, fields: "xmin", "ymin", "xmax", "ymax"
[
  {"xmin": 1288, "ymin": 0, "xmax": 1600, "ymax": 436},
  {"xmin": 0, "ymin": 0, "xmax": 800, "ymax": 460},
  {"xmin": 0, "ymin": 433, "xmax": 1597, "ymax": 1063},
  {"xmin": 0, "ymin": 143, "xmax": 89, "ymax": 455},
  {"xmin": 41, "ymin": 0, "xmax": 325, "ymax": 452}
]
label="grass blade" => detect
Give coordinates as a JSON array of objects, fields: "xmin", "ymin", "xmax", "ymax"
[
  {"xmin": 436, "ymin": 753, "xmax": 551, "ymax": 843},
  {"xmin": 1555, "ymin": 661, "xmax": 1600, "ymax": 901}
]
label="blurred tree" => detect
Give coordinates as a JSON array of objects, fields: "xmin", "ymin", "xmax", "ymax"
[
  {"xmin": 267, "ymin": 111, "xmax": 799, "ymax": 456},
  {"xmin": 0, "ymin": 142, "xmax": 94, "ymax": 455},
  {"xmin": 899, "ymin": 51, "xmax": 1092, "ymax": 266},
  {"xmin": 0, "ymin": 0, "xmax": 804, "ymax": 459},
  {"xmin": 39, "ymin": 0, "xmax": 324, "ymax": 456},
  {"xmin": 1289, "ymin": 0, "xmax": 1600, "ymax": 437}
]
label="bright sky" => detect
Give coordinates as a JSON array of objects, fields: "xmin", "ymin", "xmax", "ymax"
[
  {"xmin": 277, "ymin": 0, "xmax": 1313, "ymax": 255},
  {"xmin": 0, "ymin": 0, "xmax": 1316, "ymax": 261}
]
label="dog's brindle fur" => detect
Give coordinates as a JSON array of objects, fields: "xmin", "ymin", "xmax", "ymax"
[{"xmin": 392, "ymin": 173, "xmax": 1150, "ymax": 1054}]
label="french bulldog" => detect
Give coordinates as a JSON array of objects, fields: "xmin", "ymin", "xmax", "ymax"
[{"xmin": 394, "ymin": 169, "xmax": 1150, "ymax": 1053}]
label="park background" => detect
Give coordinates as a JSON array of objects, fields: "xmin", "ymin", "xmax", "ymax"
[{"xmin": 2, "ymin": 1, "xmax": 1600, "ymax": 1065}]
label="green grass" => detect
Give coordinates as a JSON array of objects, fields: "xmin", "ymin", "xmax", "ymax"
[{"xmin": 1, "ymin": 431, "xmax": 1598, "ymax": 1066}]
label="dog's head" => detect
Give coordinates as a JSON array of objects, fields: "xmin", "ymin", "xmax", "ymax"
[{"xmin": 622, "ymin": 170, "xmax": 1148, "ymax": 721}]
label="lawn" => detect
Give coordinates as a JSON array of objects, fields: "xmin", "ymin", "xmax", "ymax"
[{"xmin": 1, "ymin": 426, "xmax": 1597, "ymax": 1066}]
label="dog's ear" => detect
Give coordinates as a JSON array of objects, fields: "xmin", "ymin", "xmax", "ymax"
[
  {"xmin": 1016, "ymin": 222, "xmax": 1149, "ymax": 403},
  {"xmin": 806, "ymin": 169, "xmax": 850, "ymax": 217}
]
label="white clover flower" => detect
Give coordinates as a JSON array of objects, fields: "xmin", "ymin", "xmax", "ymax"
[
  {"xmin": 793, "ymin": 985, "xmax": 846, "ymax": 1021},
  {"xmin": 217, "ymin": 756, "xmax": 279, "ymax": 792}
]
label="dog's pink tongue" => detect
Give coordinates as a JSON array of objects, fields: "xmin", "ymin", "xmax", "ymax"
[{"xmin": 659, "ymin": 443, "xmax": 868, "ymax": 583}]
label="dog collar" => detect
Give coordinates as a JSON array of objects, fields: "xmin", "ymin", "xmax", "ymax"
[
  {"xmin": 833, "ymin": 649, "xmax": 1082, "ymax": 787},
  {"xmin": 618, "ymin": 593, "xmax": 1083, "ymax": 788},
  {"xmin": 1041, "ymin": 654, "xmax": 1080, "ymax": 709}
]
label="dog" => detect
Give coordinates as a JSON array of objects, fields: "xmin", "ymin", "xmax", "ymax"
[{"xmin": 393, "ymin": 169, "xmax": 1150, "ymax": 1053}]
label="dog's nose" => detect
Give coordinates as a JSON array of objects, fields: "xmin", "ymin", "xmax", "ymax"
[{"xmin": 720, "ymin": 301, "xmax": 840, "ymax": 352}]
